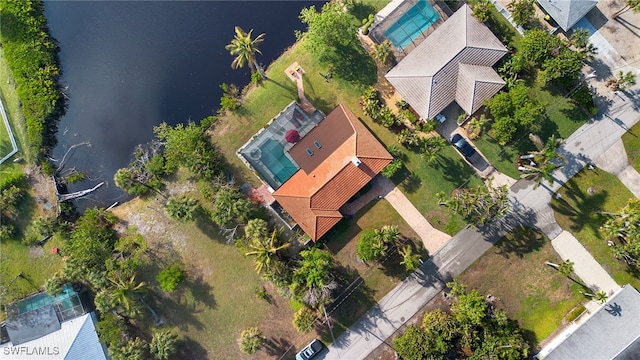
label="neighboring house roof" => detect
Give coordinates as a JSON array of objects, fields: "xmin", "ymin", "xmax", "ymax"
[
  {"xmin": 537, "ymin": 0, "xmax": 598, "ymax": 31},
  {"xmin": 0, "ymin": 312, "xmax": 108, "ymax": 360},
  {"xmin": 541, "ymin": 284, "xmax": 640, "ymax": 360},
  {"xmin": 385, "ymin": 4, "xmax": 507, "ymax": 119},
  {"xmin": 273, "ymin": 104, "xmax": 392, "ymax": 241}
]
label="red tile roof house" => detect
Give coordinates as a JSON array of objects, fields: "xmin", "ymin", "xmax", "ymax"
[{"xmin": 238, "ymin": 103, "xmax": 392, "ymax": 241}]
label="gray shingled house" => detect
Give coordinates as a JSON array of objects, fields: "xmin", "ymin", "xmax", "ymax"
[
  {"xmin": 539, "ymin": 284, "xmax": 640, "ymax": 360},
  {"xmin": 385, "ymin": 4, "xmax": 508, "ymax": 120},
  {"xmin": 537, "ymin": 0, "xmax": 598, "ymax": 32}
]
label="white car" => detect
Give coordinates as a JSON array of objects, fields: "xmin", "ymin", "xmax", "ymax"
[
  {"xmin": 296, "ymin": 339, "xmax": 324, "ymax": 360},
  {"xmin": 435, "ymin": 113, "xmax": 446, "ymax": 123}
]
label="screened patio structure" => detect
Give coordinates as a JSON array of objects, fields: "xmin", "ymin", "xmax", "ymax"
[{"xmin": 238, "ymin": 102, "xmax": 324, "ymax": 190}]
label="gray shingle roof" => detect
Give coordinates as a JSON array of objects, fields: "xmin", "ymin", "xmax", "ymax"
[
  {"xmin": 537, "ymin": 0, "xmax": 598, "ymax": 31},
  {"xmin": 385, "ymin": 4, "xmax": 507, "ymax": 119},
  {"xmin": 542, "ymin": 284, "xmax": 640, "ymax": 360}
]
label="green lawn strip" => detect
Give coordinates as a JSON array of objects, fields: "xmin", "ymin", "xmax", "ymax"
[
  {"xmin": 114, "ymin": 191, "xmax": 270, "ymax": 359},
  {"xmin": 0, "ymin": 235, "xmax": 65, "ymax": 321},
  {"xmin": 394, "ymin": 147, "xmax": 483, "ymax": 234},
  {"xmin": 0, "ymin": 51, "xmax": 30, "ymax": 163},
  {"xmin": 458, "ymin": 227, "xmax": 584, "ymax": 346},
  {"xmin": 324, "ymin": 200, "xmax": 422, "ymax": 340},
  {"xmin": 622, "ymin": 121, "xmax": 640, "ymax": 172},
  {"xmin": 552, "ymin": 169, "xmax": 640, "ymax": 289},
  {"xmin": 0, "ymin": 114, "xmax": 12, "ymax": 157}
]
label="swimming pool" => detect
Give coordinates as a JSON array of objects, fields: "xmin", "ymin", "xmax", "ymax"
[
  {"xmin": 383, "ymin": 0, "xmax": 440, "ymax": 50},
  {"xmin": 260, "ymin": 139, "xmax": 298, "ymax": 185}
]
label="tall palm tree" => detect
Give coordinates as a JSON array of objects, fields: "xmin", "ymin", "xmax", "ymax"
[
  {"xmin": 545, "ymin": 259, "xmax": 574, "ymax": 277},
  {"xmin": 245, "ymin": 228, "xmax": 290, "ymax": 274},
  {"xmin": 372, "ymin": 40, "xmax": 393, "ymax": 67},
  {"xmin": 109, "ymin": 275, "xmax": 148, "ymax": 317},
  {"xmin": 398, "ymin": 245, "xmax": 421, "ymax": 271},
  {"xmin": 225, "ymin": 26, "xmax": 266, "ymax": 79},
  {"xmin": 520, "ymin": 134, "xmax": 565, "ymax": 188}
]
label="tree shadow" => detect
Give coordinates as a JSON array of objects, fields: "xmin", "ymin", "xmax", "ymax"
[
  {"xmin": 399, "ymin": 172, "xmax": 422, "ymax": 194},
  {"xmin": 551, "ymin": 175, "xmax": 609, "ymax": 235},
  {"xmin": 493, "ymin": 226, "xmax": 547, "ymax": 259},
  {"xmin": 174, "ymin": 336, "xmax": 208, "ymax": 359},
  {"xmin": 349, "ymin": 2, "xmax": 376, "ymax": 21},
  {"xmin": 328, "ymin": 43, "xmax": 377, "ymax": 87},
  {"xmin": 263, "ymin": 337, "xmax": 293, "ymax": 357}
]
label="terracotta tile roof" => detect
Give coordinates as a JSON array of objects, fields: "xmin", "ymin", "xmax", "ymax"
[
  {"xmin": 273, "ymin": 104, "xmax": 392, "ymax": 240},
  {"xmin": 385, "ymin": 4, "xmax": 507, "ymax": 119}
]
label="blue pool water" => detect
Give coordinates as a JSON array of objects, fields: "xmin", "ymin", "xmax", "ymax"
[
  {"xmin": 260, "ymin": 139, "xmax": 298, "ymax": 184},
  {"xmin": 383, "ymin": 0, "xmax": 440, "ymax": 50}
]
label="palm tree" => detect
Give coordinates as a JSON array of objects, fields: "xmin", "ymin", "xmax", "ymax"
[
  {"xmin": 545, "ymin": 259, "xmax": 574, "ymax": 277},
  {"xmin": 150, "ymin": 329, "xmax": 179, "ymax": 360},
  {"xmin": 398, "ymin": 245, "xmax": 421, "ymax": 271},
  {"xmin": 225, "ymin": 26, "xmax": 266, "ymax": 80},
  {"xmin": 245, "ymin": 228, "xmax": 290, "ymax": 274},
  {"xmin": 238, "ymin": 327, "xmax": 264, "ymax": 354},
  {"xmin": 372, "ymin": 40, "xmax": 393, "ymax": 67},
  {"xmin": 520, "ymin": 134, "xmax": 565, "ymax": 188},
  {"xmin": 109, "ymin": 275, "xmax": 148, "ymax": 317}
]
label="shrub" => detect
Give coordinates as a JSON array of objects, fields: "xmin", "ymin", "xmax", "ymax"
[
  {"xmin": 157, "ymin": 265, "xmax": 185, "ymax": 292},
  {"xmin": 149, "ymin": 329, "xmax": 179, "ymax": 360},
  {"xmin": 165, "ymin": 195, "xmax": 199, "ymax": 222},
  {"xmin": 293, "ymin": 307, "xmax": 317, "ymax": 333},
  {"xmin": 97, "ymin": 312, "xmax": 127, "ymax": 348},
  {"xmin": 238, "ymin": 327, "xmax": 263, "ymax": 354},
  {"xmin": 357, "ymin": 228, "xmax": 387, "ymax": 262},
  {"xmin": 382, "ymin": 158, "xmax": 403, "ymax": 178}
]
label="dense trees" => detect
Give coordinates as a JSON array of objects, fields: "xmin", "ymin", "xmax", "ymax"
[
  {"xmin": 225, "ymin": 26, "xmax": 266, "ymax": 80},
  {"xmin": 297, "ymin": 2, "xmax": 358, "ymax": 62},
  {"xmin": 394, "ymin": 282, "xmax": 529, "ymax": 360},
  {"xmin": 0, "ymin": 172, "xmax": 27, "ymax": 240},
  {"xmin": 291, "ymin": 248, "xmax": 337, "ymax": 308},
  {"xmin": 165, "ymin": 195, "xmax": 199, "ymax": 222},
  {"xmin": 484, "ymin": 83, "xmax": 546, "ymax": 144},
  {"xmin": 518, "ymin": 29, "xmax": 586, "ymax": 86},
  {"xmin": 507, "ymin": 0, "xmax": 536, "ymax": 28},
  {"xmin": 0, "ymin": 0, "xmax": 65, "ymax": 159}
]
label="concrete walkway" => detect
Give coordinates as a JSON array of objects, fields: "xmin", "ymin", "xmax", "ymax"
[
  {"xmin": 551, "ymin": 231, "xmax": 620, "ymax": 295},
  {"xmin": 594, "ymin": 139, "xmax": 640, "ymax": 198},
  {"xmin": 340, "ymin": 175, "xmax": 451, "ymax": 254},
  {"xmin": 375, "ymin": 176, "xmax": 451, "ymax": 254}
]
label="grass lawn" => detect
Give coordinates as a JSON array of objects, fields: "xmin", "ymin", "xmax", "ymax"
[
  {"xmin": 458, "ymin": 227, "xmax": 585, "ymax": 346},
  {"xmin": 323, "ymin": 199, "xmax": 422, "ymax": 337},
  {"xmin": 622, "ymin": 121, "xmax": 640, "ymax": 172},
  {"xmin": 551, "ymin": 169, "xmax": 640, "ymax": 290},
  {"xmin": 0, "ymin": 51, "xmax": 30, "ymax": 162},
  {"xmin": 112, "ymin": 190, "xmax": 275, "ymax": 359}
]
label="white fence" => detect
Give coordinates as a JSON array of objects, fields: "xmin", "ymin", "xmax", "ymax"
[{"xmin": 0, "ymin": 97, "xmax": 19, "ymax": 164}]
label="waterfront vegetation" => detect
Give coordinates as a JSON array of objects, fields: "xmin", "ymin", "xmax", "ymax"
[
  {"xmin": 552, "ymin": 169, "xmax": 640, "ymax": 290},
  {"xmin": 0, "ymin": 0, "xmax": 65, "ymax": 161},
  {"xmin": 458, "ymin": 227, "xmax": 584, "ymax": 346}
]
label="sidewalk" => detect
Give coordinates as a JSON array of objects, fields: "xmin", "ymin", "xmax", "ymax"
[
  {"xmin": 594, "ymin": 139, "xmax": 640, "ymax": 198},
  {"xmin": 551, "ymin": 231, "xmax": 620, "ymax": 295}
]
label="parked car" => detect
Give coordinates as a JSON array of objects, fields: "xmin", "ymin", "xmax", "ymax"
[
  {"xmin": 450, "ymin": 133, "xmax": 477, "ymax": 158},
  {"xmin": 435, "ymin": 113, "xmax": 446, "ymax": 123},
  {"xmin": 296, "ymin": 339, "xmax": 325, "ymax": 360}
]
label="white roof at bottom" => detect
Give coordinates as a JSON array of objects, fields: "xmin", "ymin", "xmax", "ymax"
[{"xmin": 0, "ymin": 312, "xmax": 108, "ymax": 360}]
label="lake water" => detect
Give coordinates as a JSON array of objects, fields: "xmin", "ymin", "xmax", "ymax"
[{"xmin": 45, "ymin": 0, "xmax": 324, "ymax": 209}]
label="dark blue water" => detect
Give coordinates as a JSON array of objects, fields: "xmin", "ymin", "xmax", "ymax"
[{"xmin": 45, "ymin": 0, "xmax": 323, "ymax": 208}]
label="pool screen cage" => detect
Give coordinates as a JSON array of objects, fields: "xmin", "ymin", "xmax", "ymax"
[
  {"xmin": 5, "ymin": 283, "xmax": 85, "ymax": 322},
  {"xmin": 369, "ymin": 0, "xmax": 450, "ymax": 57},
  {"xmin": 238, "ymin": 102, "xmax": 324, "ymax": 190}
]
